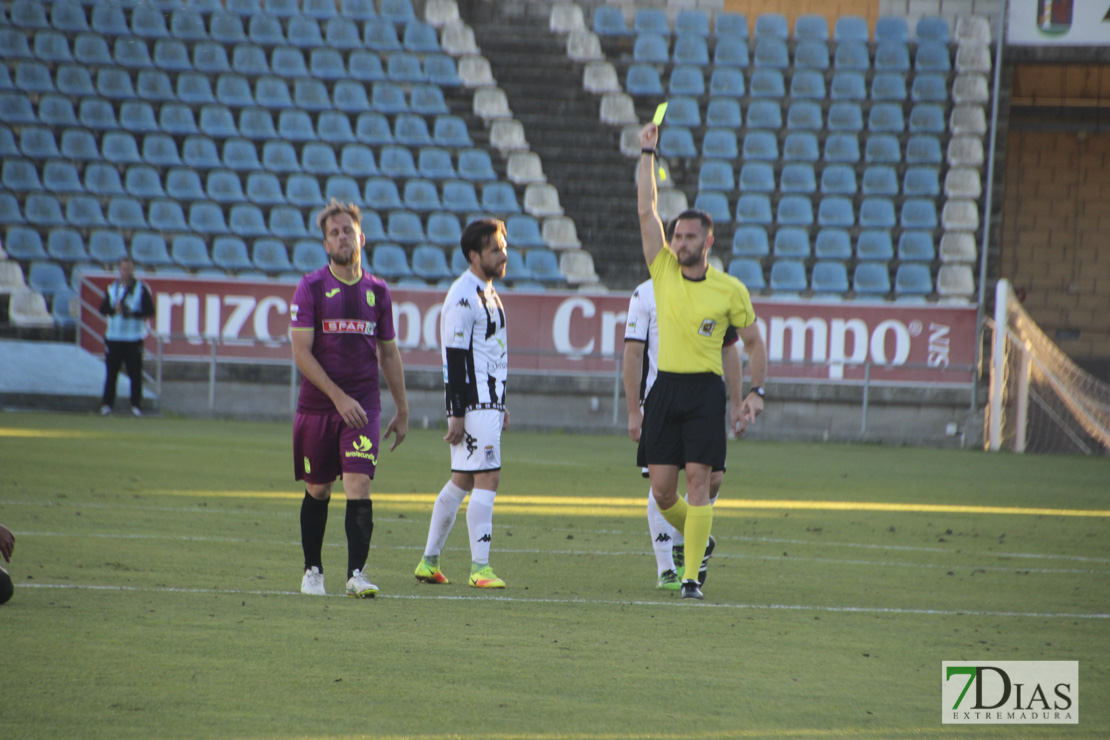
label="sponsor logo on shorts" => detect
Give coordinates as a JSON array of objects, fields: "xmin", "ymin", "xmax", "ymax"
[
  {"xmin": 464, "ymin": 432, "xmax": 477, "ymax": 459},
  {"xmin": 484, "ymin": 445, "xmax": 496, "ymax": 465},
  {"xmin": 346, "ymin": 435, "xmax": 378, "ymax": 464},
  {"xmin": 323, "ymin": 319, "xmax": 377, "ymax": 335},
  {"xmin": 698, "ymin": 319, "xmax": 717, "ymax": 337},
  {"xmin": 303, "ymin": 456, "xmax": 311, "ymax": 474}
]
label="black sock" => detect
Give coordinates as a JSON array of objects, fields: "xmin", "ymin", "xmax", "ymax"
[
  {"xmin": 345, "ymin": 499, "xmax": 374, "ymax": 578},
  {"xmin": 300, "ymin": 491, "xmax": 329, "ymax": 572}
]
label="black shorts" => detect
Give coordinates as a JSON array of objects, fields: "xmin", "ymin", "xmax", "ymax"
[{"xmin": 637, "ymin": 371, "xmax": 727, "ymax": 470}]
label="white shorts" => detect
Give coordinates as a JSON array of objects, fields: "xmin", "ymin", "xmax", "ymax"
[{"xmin": 450, "ymin": 408, "xmax": 504, "ymax": 473}]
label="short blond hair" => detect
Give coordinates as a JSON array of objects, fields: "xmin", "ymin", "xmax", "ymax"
[{"xmin": 315, "ymin": 198, "xmax": 362, "ymax": 236}]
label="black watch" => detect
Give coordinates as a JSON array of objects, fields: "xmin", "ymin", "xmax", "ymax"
[{"xmin": 748, "ymin": 386, "xmax": 764, "ymax": 398}]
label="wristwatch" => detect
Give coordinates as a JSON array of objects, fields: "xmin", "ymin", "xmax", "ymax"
[{"xmin": 747, "ymin": 386, "xmax": 764, "ymax": 398}]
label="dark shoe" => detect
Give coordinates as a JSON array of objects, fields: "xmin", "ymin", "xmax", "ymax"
[
  {"xmin": 698, "ymin": 535, "xmax": 716, "ymax": 586},
  {"xmin": 681, "ymin": 580, "xmax": 703, "ymax": 600}
]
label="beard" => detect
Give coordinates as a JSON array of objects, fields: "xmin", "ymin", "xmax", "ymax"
[
  {"xmin": 329, "ymin": 247, "xmax": 354, "ymax": 266},
  {"xmin": 480, "ymin": 261, "xmax": 506, "ymax": 281},
  {"xmin": 676, "ymin": 246, "xmax": 705, "ymax": 267}
]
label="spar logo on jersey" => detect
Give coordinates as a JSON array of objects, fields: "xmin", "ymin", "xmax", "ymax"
[
  {"xmin": 698, "ymin": 318, "xmax": 717, "ymax": 337},
  {"xmin": 323, "ymin": 319, "xmax": 377, "ymax": 335}
]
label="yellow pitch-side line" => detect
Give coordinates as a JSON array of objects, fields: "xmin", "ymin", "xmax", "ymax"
[{"xmin": 148, "ymin": 490, "xmax": 1110, "ymax": 518}]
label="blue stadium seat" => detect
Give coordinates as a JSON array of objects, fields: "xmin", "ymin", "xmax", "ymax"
[
  {"xmin": 245, "ymin": 171, "xmax": 285, "ymax": 205},
  {"xmin": 264, "ymin": 0, "xmax": 299, "ymax": 19},
  {"xmin": 861, "ymin": 165, "xmax": 899, "ymax": 196},
  {"xmin": 789, "ymin": 70, "xmax": 825, "ymax": 100},
  {"xmin": 194, "ymin": 41, "xmax": 231, "ymax": 74},
  {"xmin": 525, "ymin": 248, "xmax": 564, "ymax": 284},
  {"xmin": 364, "ymin": 177, "xmax": 403, "ymax": 209},
  {"xmin": 91, "ymin": 2, "xmax": 129, "ymax": 36},
  {"xmin": 176, "ymin": 72, "xmax": 216, "ymax": 105},
  {"xmin": 814, "ymin": 229, "xmax": 852, "ymax": 260},
  {"xmin": 212, "ymin": 236, "xmax": 254, "ymax": 271},
  {"xmin": 271, "ymin": 207, "xmax": 309, "ymax": 239},
  {"xmin": 119, "ymin": 100, "xmax": 159, "ymax": 135},
  {"xmin": 153, "ymin": 38, "xmax": 193, "ymax": 72},
  {"xmin": 301, "ymin": 141, "xmax": 339, "ymax": 175},
  {"xmin": 875, "ymin": 16, "xmax": 909, "ymax": 43},
  {"xmin": 271, "ymin": 45, "xmax": 308, "ymax": 76},
  {"xmin": 239, "ymin": 107, "xmax": 277, "ymax": 139},
  {"xmin": 900, "ymin": 199, "xmax": 938, "ymax": 230},
  {"xmin": 51, "ymin": 1, "xmax": 90, "ymax": 33},
  {"xmin": 255, "ymin": 76, "xmax": 293, "ymax": 108},
  {"xmin": 481, "ymin": 182, "xmax": 521, "ymax": 214},
  {"xmin": 735, "ymin": 194, "xmax": 772, "ymax": 225},
  {"xmin": 708, "ymin": 67, "xmax": 745, "ymax": 98},
  {"xmin": 412, "ymin": 244, "xmax": 453, "ymax": 280},
  {"xmin": 742, "ymin": 131, "xmax": 778, "ymax": 160},
  {"xmin": 770, "ymin": 260, "xmax": 807, "ymax": 293},
  {"xmin": 773, "ymin": 228, "xmax": 810, "ymax": 258},
  {"xmin": 829, "ymin": 72, "xmax": 866, "ymax": 102},
  {"xmin": 895, "ymin": 263, "xmax": 933, "ymax": 296},
  {"xmin": 868, "ymin": 102, "xmax": 905, "ymax": 133},
  {"xmin": 418, "ymin": 147, "xmax": 456, "ymax": 179},
  {"xmin": 859, "ymin": 197, "xmax": 896, "ymax": 229},
  {"xmin": 794, "ymin": 40, "xmax": 829, "ymax": 70},
  {"xmin": 171, "ymin": 7, "xmax": 208, "ymax": 42},
  {"xmin": 19, "ymin": 127, "xmax": 59, "ymax": 159},
  {"xmin": 387, "ymin": 211, "xmax": 425, "ymax": 244},
  {"xmin": 912, "ymin": 74, "xmax": 948, "ymax": 103},
  {"xmin": 865, "ymin": 135, "xmax": 901, "ymax": 164},
  {"xmin": 284, "ymin": 173, "xmax": 323, "ymax": 207},
  {"xmin": 749, "ymin": 69, "xmax": 785, "ymax": 98},
  {"xmin": 633, "ymin": 32, "xmax": 669, "ymax": 64},
  {"xmin": 903, "ymin": 166, "xmax": 941, "ymax": 197},
  {"xmin": 905, "ymin": 135, "xmax": 942, "ymax": 165},
  {"xmin": 0, "ymin": 195, "xmax": 24, "ymax": 225},
  {"xmin": 834, "ymin": 16, "xmax": 869, "ymax": 42},
  {"xmin": 747, "ymin": 100, "xmax": 782, "ymax": 129},
  {"xmin": 172, "ymin": 235, "xmax": 215, "ymax": 269},
  {"xmin": 673, "ymin": 34, "xmax": 709, "ymax": 65},
  {"xmin": 669, "ymin": 66, "xmax": 705, "ymax": 96},
  {"xmin": 441, "ymin": 180, "xmax": 481, "ymax": 213},
  {"xmin": 381, "ymin": 0, "xmax": 416, "ymax": 24},
  {"xmin": 189, "ymin": 201, "xmax": 230, "ymax": 235},
  {"xmin": 676, "ymin": 9, "xmax": 709, "ymax": 36},
  {"xmin": 125, "ymin": 165, "xmax": 166, "ymax": 199},
  {"xmin": 89, "ymin": 230, "xmax": 128, "ymax": 265},
  {"xmin": 143, "ymin": 133, "xmax": 182, "ymax": 167},
  {"xmin": 229, "ymin": 0, "xmax": 264, "ymax": 18},
  {"xmin": 593, "ymin": 6, "xmax": 632, "ymax": 36},
  {"xmin": 388, "ymin": 52, "xmax": 425, "ymax": 83},
  {"xmin": 728, "ymin": 258, "xmax": 765, "ymax": 290},
  {"xmin": 0, "ymin": 126, "xmax": 15, "ymax": 157},
  {"xmin": 14, "ymin": 61, "xmax": 55, "ymax": 95},
  {"xmin": 324, "ymin": 175, "xmax": 363, "ymax": 206},
  {"xmin": 705, "ymin": 98, "xmax": 742, "ymax": 128},
  {"xmin": 697, "ymin": 160, "xmax": 734, "ymax": 191},
  {"xmin": 131, "ymin": 4, "xmax": 170, "ymax": 38},
  {"xmin": 211, "ymin": 11, "xmax": 249, "ymax": 44},
  {"xmin": 702, "ymin": 128, "xmax": 739, "ymax": 160},
  {"xmin": 827, "ymin": 102, "xmax": 863, "ymax": 132},
  {"xmin": 29, "ymin": 261, "xmax": 69, "ymax": 298},
  {"xmin": 340, "ymin": 143, "xmax": 378, "ymax": 177},
  {"xmin": 715, "ymin": 12, "xmax": 748, "ymax": 37},
  {"xmin": 776, "ymin": 196, "xmax": 814, "ymax": 227},
  {"xmin": 457, "ymin": 149, "xmax": 497, "ymax": 181},
  {"xmin": 784, "ymin": 103, "xmax": 823, "ymax": 135},
  {"xmin": 783, "ymin": 132, "xmax": 819, "ymax": 162},
  {"xmin": 43, "ymin": 161, "xmax": 83, "ymax": 194},
  {"xmin": 229, "ymin": 204, "xmax": 270, "ymax": 237},
  {"xmin": 318, "ymin": 111, "xmax": 358, "ymax": 145},
  {"xmin": 898, "ymin": 231, "xmax": 936, "ymax": 261},
  {"xmin": 278, "ymin": 109, "xmax": 315, "ymax": 142},
  {"xmin": 403, "ymin": 20, "xmax": 440, "ymax": 53},
  {"xmin": 411, "ymin": 84, "xmax": 449, "ymax": 115},
  {"xmin": 425, "ymin": 54, "xmax": 461, "ymax": 88},
  {"xmin": 148, "ymin": 198, "xmax": 189, "ymax": 232},
  {"xmin": 812, "ymin": 260, "xmax": 849, "ymax": 294},
  {"xmin": 106, "ymin": 196, "xmax": 148, "ymax": 230},
  {"xmin": 304, "ymin": 0, "xmax": 339, "ymax": 19},
  {"xmin": 738, "ymin": 162, "xmax": 774, "ymax": 192},
  {"xmin": 95, "ymin": 67, "xmax": 135, "ymax": 100},
  {"xmin": 233, "ymin": 43, "xmax": 270, "ymax": 75},
  {"xmin": 287, "ymin": 15, "xmax": 324, "ymax": 47},
  {"xmin": 131, "ymin": 232, "xmax": 174, "ymax": 267},
  {"xmin": 833, "ymin": 41, "xmax": 869, "ymax": 71},
  {"xmin": 103, "ymin": 131, "xmax": 143, "ymax": 165},
  {"xmin": 794, "ymin": 14, "xmax": 829, "ymax": 40},
  {"xmin": 713, "ymin": 34, "xmax": 749, "ymax": 67},
  {"xmin": 137, "ymin": 70, "xmax": 177, "ymax": 103},
  {"xmin": 216, "ymin": 73, "xmax": 254, "ymax": 107},
  {"xmin": 0, "ymin": 93, "xmax": 34, "ymax": 126},
  {"xmin": 915, "ymin": 15, "xmax": 950, "ymax": 43},
  {"xmin": 83, "ymin": 163, "xmax": 125, "ymax": 197},
  {"xmin": 36, "ymin": 96, "xmax": 76, "ymax": 130},
  {"xmin": 33, "ymin": 31, "xmax": 73, "ymax": 64},
  {"xmin": 253, "ymin": 238, "xmax": 295, "ymax": 274},
  {"xmin": 823, "ymin": 134, "xmax": 860, "ymax": 163},
  {"xmin": 875, "ymin": 42, "xmax": 910, "ymax": 72},
  {"xmin": 205, "ymin": 169, "xmax": 246, "ymax": 202},
  {"xmin": 663, "ymin": 96, "xmax": 700, "ymax": 127},
  {"xmin": 5, "ymin": 227, "xmax": 48, "ymax": 260},
  {"xmin": 856, "ymin": 230, "xmax": 894, "ymax": 260},
  {"xmin": 362, "ymin": 18, "xmax": 402, "ymax": 51},
  {"xmin": 425, "ymin": 212, "xmax": 462, "ymax": 247},
  {"xmin": 182, "ymin": 135, "xmax": 222, "ymax": 169},
  {"xmin": 394, "ymin": 113, "xmax": 432, "ymax": 146},
  {"xmin": 433, "ymin": 116, "xmax": 471, "ymax": 148},
  {"xmin": 820, "ymin": 164, "xmax": 857, "ymax": 195},
  {"xmin": 165, "ymin": 168, "xmax": 205, "ymax": 200},
  {"xmin": 333, "ymin": 80, "xmax": 372, "ymax": 114},
  {"xmin": 871, "ymin": 72, "xmax": 907, "ymax": 101},
  {"xmin": 403, "ymin": 178, "xmax": 441, "ymax": 212},
  {"xmin": 915, "ymin": 41, "xmax": 951, "ymax": 72},
  {"xmin": 52, "ymin": 288, "xmax": 80, "ymax": 327},
  {"xmin": 222, "ymin": 137, "xmax": 260, "ymax": 170},
  {"xmin": 909, "ymin": 104, "xmax": 946, "ymax": 134},
  {"xmin": 505, "ymin": 215, "xmax": 546, "ymax": 249},
  {"xmin": 754, "ymin": 13, "xmax": 788, "ymax": 39},
  {"xmin": 370, "ymin": 243, "xmax": 414, "ymax": 279},
  {"xmin": 634, "ymin": 7, "xmax": 669, "ymax": 35},
  {"xmin": 817, "ymin": 196, "xmax": 854, "ymax": 228},
  {"xmin": 372, "ymin": 82, "xmax": 409, "ymax": 114},
  {"xmin": 780, "ymin": 163, "xmax": 816, "ymax": 194},
  {"xmin": 660, "ymin": 126, "xmax": 697, "ymax": 158},
  {"xmin": 853, "ymin": 262, "xmax": 890, "ymax": 295},
  {"xmin": 693, "ymin": 192, "xmax": 731, "ymax": 223},
  {"xmin": 65, "ymin": 195, "xmax": 107, "ymax": 228},
  {"xmin": 731, "ymin": 226, "xmax": 769, "ymax": 257},
  {"xmin": 259, "ymin": 139, "xmax": 299, "ymax": 173},
  {"xmin": 292, "ymin": 239, "xmax": 327, "ymax": 272},
  {"xmin": 326, "ymin": 16, "xmax": 363, "ymax": 49}
]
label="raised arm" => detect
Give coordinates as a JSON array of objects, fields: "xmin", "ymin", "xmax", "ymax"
[{"xmin": 637, "ymin": 123, "xmax": 666, "ymax": 267}]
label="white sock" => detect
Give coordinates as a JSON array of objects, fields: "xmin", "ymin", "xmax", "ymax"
[
  {"xmin": 424, "ymin": 480, "xmax": 468, "ymax": 558},
  {"xmin": 466, "ymin": 488, "xmax": 496, "ymax": 566},
  {"xmin": 647, "ymin": 488, "xmax": 680, "ymax": 575}
]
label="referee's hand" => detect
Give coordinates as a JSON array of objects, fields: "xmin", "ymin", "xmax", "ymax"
[{"xmin": 639, "ymin": 123, "xmax": 658, "ymax": 151}]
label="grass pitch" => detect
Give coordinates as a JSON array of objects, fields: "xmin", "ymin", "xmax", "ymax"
[{"xmin": 1, "ymin": 411, "xmax": 1107, "ymax": 740}]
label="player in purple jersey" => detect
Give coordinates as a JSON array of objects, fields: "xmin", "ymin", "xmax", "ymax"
[{"xmin": 290, "ymin": 199, "xmax": 409, "ymax": 598}]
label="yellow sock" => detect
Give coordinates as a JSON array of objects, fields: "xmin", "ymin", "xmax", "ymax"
[
  {"xmin": 683, "ymin": 504, "xmax": 713, "ymax": 583},
  {"xmin": 658, "ymin": 497, "xmax": 688, "ymax": 533}
]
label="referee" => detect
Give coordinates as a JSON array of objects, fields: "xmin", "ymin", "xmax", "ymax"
[{"xmin": 636, "ymin": 122, "xmax": 768, "ymax": 600}]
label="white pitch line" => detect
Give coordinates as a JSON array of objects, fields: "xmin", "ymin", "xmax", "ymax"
[{"xmin": 19, "ymin": 582, "xmax": 1110, "ymax": 620}]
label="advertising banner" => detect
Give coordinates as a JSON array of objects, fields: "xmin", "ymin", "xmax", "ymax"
[
  {"xmin": 79, "ymin": 275, "xmax": 978, "ymax": 386},
  {"xmin": 1008, "ymin": 1, "xmax": 1110, "ymax": 46}
]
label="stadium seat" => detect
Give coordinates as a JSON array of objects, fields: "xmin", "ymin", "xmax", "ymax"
[
  {"xmin": 433, "ymin": 116, "xmax": 472, "ymax": 148},
  {"xmin": 441, "ymin": 180, "xmax": 481, "ymax": 213},
  {"xmin": 697, "ymin": 160, "xmax": 734, "ymax": 191},
  {"xmin": 731, "ymin": 226, "xmax": 769, "ymax": 257},
  {"xmin": 827, "ymin": 102, "xmax": 863, "ymax": 132},
  {"xmin": 255, "ymin": 76, "xmax": 293, "ymax": 109},
  {"xmin": 783, "ymin": 132, "xmax": 819, "ymax": 162},
  {"xmin": 693, "ymin": 192, "xmax": 730, "ymax": 224},
  {"xmin": 245, "ymin": 172, "xmax": 285, "ymax": 206},
  {"xmin": 283, "ymin": 173, "xmax": 323, "ymax": 207},
  {"xmin": 212, "ymin": 236, "xmax": 254, "ymax": 271},
  {"xmin": 261, "ymin": 140, "xmax": 301, "ymax": 173},
  {"xmin": 148, "ymin": 198, "xmax": 189, "ymax": 232},
  {"xmin": 703, "ymin": 129, "xmax": 739, "ymax": 160},
  {"xmin": 0, "ymin": 195, "xmax": 24, "ymax": 226},
  {"xmin": 404, "ymin": 179, "xmax": 442, "ymax": 212},
  {"xmin": 5, "ymin": 227, "xmax": 48, "ymax": 260},
  {"xmin": 713, "ymin": 34, "xmax": 749, "ymax": 67},
  {"xmin": 728, "ymin": 258, "xmax": 765, "ymax": 289},
  {"xmin": 859, "ymin": 197, "xmax": 896, "ymax": 229},
  {"xmin": 371, "ymin": 244, "xmax": 414, "ymax": 280},
  {"xmin": 164, "ymin": 167, "xmax": 204, "ymax": 201},
  {"xmin": 43, "ymin": 161, "xmax": 83, "ymax": 194},
  {"xmin": 28, "ymin": 261, "xmax": 69, "ymax": 299},
  {"xmin": 205, "ymin": 169, "xmax": 247, "ymax": 203},
  {"xmin": 51, "ymin": 1, "xmax": 89, "ymax": 33},
  {"xmin": 102, "ymin": 132, "xmax": 143, "ymax": 165},
  {"xmin": 915, "ymin": 42, "xmax": 951, "ymax": 73},
  {"xmin": 823, "ymin": 134, "xmax": 860, "ymax": 163},
  {"xmin": 593, "ymin": 6, "xmax": 632, "ymax": 36},
  {"xmin": 776, "ymin": 196, "xmax": 814, "ymax": 227},
  {"xmin": 830, "ymin": 72, "xmax": 866, "ymax": 102},
  {"xmin": 773, "ymin": 228, "xmax": 810, "ymax": 259},
  {"xmin": 705, "ymin": 98, "xmax": 742, "ymax": 128},
  {"xmin": 898, "ymin": 231, "xmax": 936, "ymax": 262},
  {"xmin": 869, "ymin": 102, "xmax": 905, "ymax": 133},
  {"xmin": 119, "ymin": 101, "xmax": 160, "ymax": 134},
  {"xmin": 324, "ymin": 175, "xmax": 363, "ymax": 206},
  {"xmin": 387, "ymin": 52, "xmax": 425, "ymax": 84},
  {"xmin": 811, "ymin": 260, "xmax": 849, "ymax": 294},
  {"xmin": 525, "ymin": 248, "xmax": 564, "ymax": 283},
  {"xmin": 895, "ymin": 263, "xmax": 933, "ymax": 296},
  {"xmin": 335, "ymin": 144, "xmax": 376, "ymax": 178},
  {"xmin": 820, "ymin": 165, "xmax": 857, "ymax": 195},
  {"xmin": 853, "ymin": 262, "xmax": 890, "ymax": 295},
  {"xmin": 833, "ymin": 42, "xmax": 869, "ymax": 72},
  {"xmin": 239, "ymin": 108, "xmax": 277, "ymax": 140},
  {"xmin": 409, "ymin": 244, "xmax": 452, "ymax": 280},
  {"xmin": 634, "ymin": 8, "xmax": 669, "ymax": 36},
  {"xmin": 903, "ymin": 166, "xmax": 941, "ymax": 197},
  {"xmin": 75, "ymin": 33, "xmax": 112, "ymax": 68},
  {"xmin": 38, "ymin": 95, "xmax": 78, "ymax": 128},
  {"xmin": 125, "ymin": 165, "xmax": 166, "ymax": 199},
  {"xmin": 770, "ymin": 260, "xmax": 807, "ymax": 293},
  {"xmin": 142, "ymin": 133, "xmax": 184, "ymax": 169},
  {"xmin": 901, "ymin": 199, "xmax": 938, "ymax": 230},
  {"xmin": 632, "ymin": 32, "xmax": 668, "ymax": 64},
  {"xmin": 862, "ymin": 165, "xmax": 899, "ymax": 196},
  {"xmin": 287, "ymin": 15, "xmax": 324, "ymax": 47},
  {"xmin": 749, "ymin": 69, "xmax": 785, "ymax": 98},
  {"xmin": 411, "ymin": 85, "xmax": 449, "ymax": 116},
  {"xmin": 195, "ymin": 42, "xmax": 232, "ymax": 74},
  {"xmin": 814, "ymin": 229, "xmax": 852, "ymax": 260},
  {"xmin": 64, "ymin": 195, "xmax": 107, "ymax": 229},
  {"xmin": 300, "ymin": 142, "xmax": 339, "ymax": 175},
  {"xmin": 233, "ymin": 43, "xmax": 270, "ymax": 76},
  {"xmin": 482, "ymin": 182, "xmax": 522, "ymax": 214},
  {"xmin": 871, "ymin": 73, "xmax": 907, "ymax": 101},
  {"xmin": 181, "ymin": 135, "xmax": 221, "ymax": 169},
  {"xmin": 171, "ymin": 7, "xmax": 208, "ymax": 41},
  {"xmin": 278, "ymin": 110, "xmax": 315, "ymax": 142},
  {"xmin": 16, "ymin": 61, "xmax": 55, "ymax": 94},
  {"xmin": 856, "ymin": 230, "xmax": 894, "ymax": 261},
  {"xmin": 794, "ymin": 40, "xmax": 829, "ymax": 70},
  {"xmin": 425, "ymin": 212, "xmax": 462, "ymax": 247},
  {"xmin": 875, "ymin": 42, "xmax": 910, "ymax": 72},
  {"xmin": 176, "ymin": 72, "xmax": 216, "ymax": 105},
  {"xmin": 52, "ymin": 287, "xmax": 79, "ymax": 327},
  {"xmin": 668, "ymin": 66, "xmax": 704, "ymax": 96},
  {"xmin": 663, "ymin": 97, "xmax": 700, "ymax": 127},
  {"xmin": 875, "ymin": 16, "xmax": 909, "ymax": 42},
  {"xmin": 222, "ymin": 137, "xmax": 261, "ymax": 171},
  {"xmin": 780, "ymin": 163, "xmax": 817, "ymax": 194},
  {"xmin": 323, "ymin": 16, "xmax": 362, "ymax": 50},
  {"xmin": 131, "ymin": 233, "xmax": 173, "ymax": 267},
  {"xmin": 360, "ymin": 211, "xmax": 387, "ymax": 241},
  {"xmin": 817, "ymin": 197, "xmax": 854, "ymax": 228},
  {"xmin": 457, "ymin": 149, "xmax": 497, "ymax": 181},
  {"xmin": 403, "ymin": 20, "xmax": 440, "ymax": 53},
  {"xmin": 834, "ymin": 16, "xmax": 868, "ymax": 42},
  {"xmin": 394, "ymin": 114, "xmax": 432, "ymax": 147},
  {"xmin": 153, "ymin": 38, "xmax": 193, "ymax": 71},
  {"xmin": 415, "ymin": 146, "xmax": 454, "ymax": 179},
  {"xmin": 743, "ymin": 131, "xmax": 778, "ymax": 160},
  {"xmin": 363, "ymin": 177, "xmax": 404, "ymax": 210},
  {"xmin": 216, "ymin": 73, "xmax": 254, "ymax": 107},
  {"xmin": 747, "ymin": 100, "xmax": 782, "ymax": 129},
  {"xmin": 660, "ymin": 127, "xmax": 697, "ymax": 159},
  {"xmin": 425, "ymin": 55, "xmax": 461, "ymax": 88},
  {"xmin": 364, "ymin": 17, "xmax": 403, "ymax": 51},
  {"xmin": 186, "ymin": 201, "xmax": 229, "ymax": 235},
  {"xmin": 912, "ymin": 74, "xmax": 947, "ymax": 103},
  {"xmin": 19, "ymin": 127, "xmax": 59, "ymax": 160},
  {"xmin": 387, "ymin": 211, "xmax": 425, "ymax": 244},
  {"xmin": 172, "ymin": 235, "xmax": 215, "ymax": 270},
  {"xmin": 88, "ymin": 230, "xmax": 128, "ymax": 266},
  {"xmin": 709, "ymin": 68, "xmax": 745, "ymax": 98},
  {"xmin": 318, "ymin": 111, "xmax": 357, "ymax": 145},
  {"xmin": 137, "ymin": 70, "xmax": 177, "ymax": 103},
  {"xmin": 789, "ymin": 71, "xmax": 825, "ymax": 101},
  {"xmin": 505, "ymin": 215, "xmax": 546, "ymax": 249},
  {"xmin": 33, "ymin": 31, "xmax": 72, "ymax": 64},
  {"xmin": 79, "ymin": 97, "xmax": 121, "ymax": 130},
  {"xmin": 673, "ymin": 34, "xmax": 709, "ymax": 66},
  {"xmin": 292, "ymin": 240, "xmax": 327, "ymax": 272},
  {"xmin": 675, "ymin": 8, "xmax": 709, "ymax": 37},
  {"xmin": 739, "ymin": 162, "xmax": 774, "ymax": 191},
  {"xmin": 865, "ymin": 135, "xmax": 901, "ymax": 164},
  {"xmin": 736, "ymin": 194, "xmax": 772, "ymax": 225}
]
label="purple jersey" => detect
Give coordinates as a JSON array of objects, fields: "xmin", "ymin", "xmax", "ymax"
[{"xmin": 290, "ymin": 266, "xmax": 397, "ymax": 414}]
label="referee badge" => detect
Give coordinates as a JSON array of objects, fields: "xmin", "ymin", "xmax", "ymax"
[{"xmin": 698, "ymin": 319, "xmax": 717, "ymax": 337}]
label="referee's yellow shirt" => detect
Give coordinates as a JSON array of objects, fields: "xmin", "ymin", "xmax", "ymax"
[{"xmin": 649, "ymin": 246, "xmax": 756, "ymax": 376}]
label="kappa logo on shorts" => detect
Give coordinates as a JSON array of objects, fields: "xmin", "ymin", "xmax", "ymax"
[
  {"xmin": 346, "ymin": 435, "xmax": 378, "ymax": 464},
  {"xmin": 484, "ymin": 445, "xmax": 496, "ymax": 464},
  {"xmin": 464, "ymin": 432, "xmax": 477, "ymax": 458},
  {"xmin": 698, "ymin": 318, "xmax": 717, "ymax": 337}
]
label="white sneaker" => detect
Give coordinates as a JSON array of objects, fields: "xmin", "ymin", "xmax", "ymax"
[
  {"xmin": 301, "ymin": 566, "xmax": 326, "ymax": 596},
  {"xmin": 99, "ymin": 405, "xmax": 112, "ymax": 416},
  {"xmin": 131, "ymin": 406, "xmax": 142, "ymax": 417},
  {"xmin": 346, "ymin": 569, "xmax": 379, "ymax": 598}
]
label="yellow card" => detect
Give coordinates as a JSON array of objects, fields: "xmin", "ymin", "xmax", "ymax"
[{"xmin": 652, "ymin": 102, "xmax": 668, "ymax": 125}]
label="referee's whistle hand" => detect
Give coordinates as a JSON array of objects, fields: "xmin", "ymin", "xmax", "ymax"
[{"xmin": 639, "ymin": 123, "xmax": 658, "ymax": 149}]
